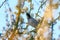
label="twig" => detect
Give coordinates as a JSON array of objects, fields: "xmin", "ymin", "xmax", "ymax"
[
  {"xmin": 0, "ymin": 0, "xmax": 7, "ymax": 8},
  {"xmin": 37, "ymin": 0, "xmax": 47, "ymax": 13}
]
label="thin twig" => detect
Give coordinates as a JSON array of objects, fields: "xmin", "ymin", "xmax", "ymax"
[{"xmin": 0, "ymin": 0, "xmax": 7, "ymax": 8}]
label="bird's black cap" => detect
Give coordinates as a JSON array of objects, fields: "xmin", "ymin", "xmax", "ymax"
[{"xmin": 26, "ymin": 13, "xmax": 31, "ymax": 18}]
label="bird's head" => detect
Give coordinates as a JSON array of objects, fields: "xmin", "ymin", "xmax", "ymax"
[{"xmin": 26, "ymin": 13, "xmax": 31, "ymax": 19}]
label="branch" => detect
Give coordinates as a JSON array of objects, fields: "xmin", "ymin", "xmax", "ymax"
[
  {"xmin": 0, "ymin": 0, "xmax": 7, "ymax": 8},
  {"xmin": 37, "ymin": 0, "xmax": 47, "ymax": 13},
  {"xmin": 8, "ymin": 0, "xmax": 21, "ymax": 40}
]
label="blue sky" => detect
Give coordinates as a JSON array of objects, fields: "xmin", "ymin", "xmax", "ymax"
[
  {"xmin": 0, "ymin": 0, "xmax": 60, "ymax": 39},
  {"xmin": 0, "ymin": 0, "xmax": 18, "ymax": 32}
]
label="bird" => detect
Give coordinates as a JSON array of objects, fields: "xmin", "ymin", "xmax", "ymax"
[{"xmin": 26, "ymin": 13, "xmax": 39, "ymax": 27}]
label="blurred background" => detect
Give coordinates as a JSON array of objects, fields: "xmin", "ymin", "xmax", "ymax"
[{"xmin": 0, "ymin": 0, "xmax": 60, "ymax": 40}]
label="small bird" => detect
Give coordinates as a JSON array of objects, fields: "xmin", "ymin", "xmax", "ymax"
[{"xmin": 26, "ymin": 13, "xmax": 39, "ymax": 27}]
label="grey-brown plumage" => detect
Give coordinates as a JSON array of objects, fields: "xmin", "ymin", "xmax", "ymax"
[{"xmin": 26, "ymin": 13, "xmax": 39, "ymax": 27}]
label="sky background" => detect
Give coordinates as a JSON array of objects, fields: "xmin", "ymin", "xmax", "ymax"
[{"xmin": 0, "ymin": 0, "xmax": 60, "ymax": 39}]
